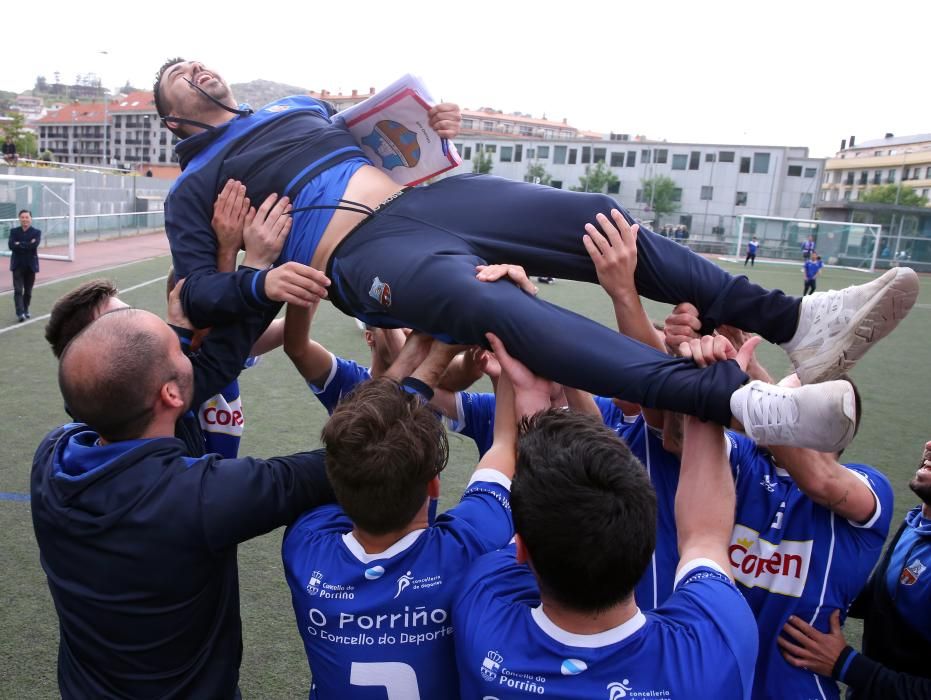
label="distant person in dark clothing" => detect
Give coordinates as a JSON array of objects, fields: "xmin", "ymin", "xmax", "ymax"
[
  {"xmin": 745, "ymin": 237, "xmax": 759, "ymax": 267},
  {"xmin": 802, "ymin": 235, "xmax": 816, "ymax": 261},
  {"xmin": 2, "ymin": 135, "xmax": 17, "ymax": 164},
  {"xmin": 803, "ymin": 253, "xmax": 824, "ymax": 295},
  {"xmin": 31, "ymin": 307, "xmax": 336, "ymax": 699},
  {"xmin": 9, "ymin": 209, "xmax": 40, "ymax": 321}
]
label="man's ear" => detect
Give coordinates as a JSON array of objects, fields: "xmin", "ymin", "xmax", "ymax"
[
  {"xmin": 515, "ymin": 533, "xmax": 530, "ymax": 565},
  {"xmin": 159, "ymin": 379, "xmax": 186, "ymax": 410},
  {"xmin": 427, "ymin": 475, "xmax": 441, "ymax": 499}
]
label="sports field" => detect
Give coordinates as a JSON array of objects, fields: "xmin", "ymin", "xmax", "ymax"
[{"xmin": 0, "ymin": 253, "xmax": 927, "ymax": 698}]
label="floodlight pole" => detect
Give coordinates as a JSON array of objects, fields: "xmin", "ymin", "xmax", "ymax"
[
  {"xmin": 735, "ymin": 215, "xmax": 744, "ymax": 259},
  {"xmin": 69, "ymin": 179, "xmax": 76, "ymax": 261}
]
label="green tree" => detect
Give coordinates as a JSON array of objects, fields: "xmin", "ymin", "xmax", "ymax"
[
  {"xmin": 641, "ymin": 175, "xmax": 680, "ymax": 222},
  {"xmin": 859, "ymin": 183, "xmax": 929, "ymax": 207},
  {"xmin": 2, "ymin": 112, "xmax": 38, "ymax": 158},
  {"xmin": 472, "ymin": 148, "xmax": 493, "ymax": 175},
  {"xmin": 570, "ymin": 161, "xmax": 619, "ymax": 194},
  {"xmin": 524, "ymin": 161, "xmax": 551, "ymax": 186}
]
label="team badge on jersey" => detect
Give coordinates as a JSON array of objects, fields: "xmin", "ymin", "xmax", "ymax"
[
  {"xmin": 607, "ymin": 679, "xmax": 634, "ymax": 699},
  {"xmin": 901, "ymin": 558, "xmax": 926, "ymax": 586},
  {"xmin": 480, "ymin": 650, "xmax": 503, "ymax": 681},
  {"xmin": 561, "ymin": 658, "xmax": 588, "ymax": 675},
  {"xmin": 369, "ymin": 276, "xmax": 392, "ymax": 308},
  {"xmin": 361, "ymin": 120, "xmax": 421, "ymax": 170}
]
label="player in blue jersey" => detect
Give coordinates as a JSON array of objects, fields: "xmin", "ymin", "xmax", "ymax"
[
  {"xmin": 803, "ymin": 252, "xmax": 824, "ymax": 295},
  {"xmin": 154, "ymin": 58, "xmax": 919, "ymax": 454},
  {"xmin": 778, "ymin": 439, "xmax": 931, "ymax": 699},
  {"xmin": 453, "ymin": 381, "xmax": 758, "ymax": 697},
  {"xmin": 281, "ymin": 336, "xmax": 554, "ymax": 699},
  {"xmin": 746, "ymin": 236, "xmax": 760, "ymax": 266}
]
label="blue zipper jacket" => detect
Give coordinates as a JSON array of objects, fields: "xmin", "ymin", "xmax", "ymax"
[
  {"xmin": 31, "ymin": 424, "xmax": 335, "ymax": 699},
  {"xmin": 165, "ymin": 96, "xmax": 366, "ymax": 328}
]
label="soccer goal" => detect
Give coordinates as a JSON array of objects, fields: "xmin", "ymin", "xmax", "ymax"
[
  {"xmin": 0, "ymin": 173, "xmax": 76, "ymax": 262},
  {"xmin": 734, "ymin": 214, "xmax": 883, "ymax": 272}
]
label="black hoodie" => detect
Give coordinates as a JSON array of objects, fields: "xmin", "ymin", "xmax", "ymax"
[{"xmin": 31, "ymin": 424, "xmax": 334, "ymax": 699}]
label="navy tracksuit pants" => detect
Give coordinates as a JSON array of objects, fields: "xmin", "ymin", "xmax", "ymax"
[{"xmin": 327, "ymin": 175, "xmax": 801, "ymax": 425}]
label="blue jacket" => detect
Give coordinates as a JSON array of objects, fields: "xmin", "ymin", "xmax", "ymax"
[
  {"xmin": 31, "ymin": 424, "xmax": 334, "ymax": 698},
  {"xmin": 165, "ymin": 96, "xmax": 365, "ymax": 328},
  {"xmin": 8, "ymin": 225, "xmax": 40, "ymax": 271}
]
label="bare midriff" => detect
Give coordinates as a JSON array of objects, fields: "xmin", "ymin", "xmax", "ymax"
[{"xmin": 309, "ymin": 164, "xmax": 405, "ymax": 272}]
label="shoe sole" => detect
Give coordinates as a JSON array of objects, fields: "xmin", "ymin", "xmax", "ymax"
[{"xmin": 798, "ymin": 267, "xmax": 919, "ymax": 383}]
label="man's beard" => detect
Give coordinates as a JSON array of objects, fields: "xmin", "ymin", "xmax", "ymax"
[{"xmin": 909, "ymin": 476, "xmax": 931, "ymax": 507}]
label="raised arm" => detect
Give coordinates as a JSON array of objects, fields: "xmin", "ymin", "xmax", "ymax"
[
  {"xmin": 676, "ymin": 414, "xmax": 735, "ymax": 575},
  {"xmin": 282, "ymin": 302, "xmax": 334, "ymax": 387}
]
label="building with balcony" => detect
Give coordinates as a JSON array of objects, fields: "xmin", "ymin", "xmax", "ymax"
[{"xmin": 36, "ymin": 91, "xmax": 180, "ymax": 172}]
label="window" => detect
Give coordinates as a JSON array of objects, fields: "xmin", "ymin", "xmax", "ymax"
[
  {"xmin": 537, "ymin": 146, "xmax": 549, "ymax": 159},
  {"xmin": 926, "ymin": 167, "xmax": 931, "ymax": 179},
  {"xmin": 484, "ymin": 144, "xmax": 497, "ymax": 154},
  {"xmin": 804, "ymin": 167, "xmax": 817, "ymax": 178},
  {"xmin": 554, "ymin": 146, "xmax": 567, "ymax": 165},
  {"xmin": 752, "ymin": 152, "xmax": 770, "ymax": 174},
  {"xmin": 719, "ymin": 151, "xmax": 735, "ymax": 163},
  {"xmin": 482, "ymin": 120, "xmax": 495, "ymax": 130},
  {"xmin": 873, "ymin": 170, "xmax": 882, "ymax": 185},
  {"xmin": 526, "ymin": 148, "xmax": 535, "ymax": 159},
  {"xmin": 550, "ymin": 180, "xmax": 563, "ymax": 189},
  {"xmin": 568, "ymin": 148, "xmax": 577, "ymax": 165},
  {"xmin": 593, "ymin": 148, "xmax": 606, "ymax": 164},
  {"xmin": 626, "ymin": 151, "xmax": 636, "ymax": 167},
  {"xmin": 859, "ymin": 171, "xmax": 868, "ymax": 185},
  {"xmin": 700, "ymin": 186, "xmax": 713, "ymax": 200},
  {"xmin": 461, "ymin": 119, "xmax": 473, "ymax": 129},
  {"xmin": 454, "ymin": 143, "xmax": 463, "ymax": 156},
  {"xmin": 800, "ymin": 193, "xmax": 813, "ymax": 208},
  {"xmin": 655, "ymin": 149, "xmax": 668, "ymax": 164},
  {"xmin": 740, "ymin": 157, "xmax": 751, "ymax": 173},
  {"xmin": 519, "ymin": 125, "xmax": 533, "ymax": 136},
  {"xmin": 463, "ymin": 146, "xmax": 471, "ymax": 160},
  {"xmin": 689, "ymin": 151, "xmax": 701, "ymax": 170},
  {"xmin": 582, "ymin": 146, "xmax": 591, "ymax": 164},
  {"xmin": 641, "ymin": 149, "xmax": 651, "ymax": 164},
  {"xmin": 610, "ymin": 151, "xmax": 624, "ymax": 167},
  {"xmin": 514, "ymin": 144, "xmax": 522, "ymax": 162},
  {"xmin": 635, "ymin": 189, "xmax": 643, "ymax": 203},
  {"xmin": 787, "ymin": 165, "xmax": 802, "ymax": 177},
  {"xmin": 607, "ymin": 181, "xmax": 620, "ymax": 194},
  {"xmin": 672, "ymin": 188, "xmax": 682, "ymax": 202},
  {"xmin": 887, "ymin": 169, "xmax": 896, "ymax": 184},
  {"xmin": 735, "ymin": 191, "xmax": 748, "ymax": 206},
  {"xmin": 845, "ymin": 172, "xmax": 854, "ymax": 186},
  {"xmin": 500, "ymin": 146, "xmax": 513, "ymax": 162},
  {"xmin": 843, "ymin": 190, "xmax": 852, "ymax": 201},
  {"xmin": 672, "ymin": 154, "xmax": 688, "ymax": 170},
  {"xmin": 705, "ymin": 153, "xmax": 716, "ymax": 162}
]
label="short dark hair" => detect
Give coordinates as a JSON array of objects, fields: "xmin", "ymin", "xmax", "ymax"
[
  {"xmin": 153, "ymin": 57, "xmax": 186, "ymax": 136},
  {"xmin": 59, "ymin": 309, "xmax": 179, "ymax": 442},
  {"xmin": 18, "ymin": 209, "xmax": 30, "ymax": 216},
  {"xmin": 45, "ymin": 279, "xmax": 120, "ymax": 357},
  {"xmin": 512, "ymin": 410, "xmax": 656, "ymax": 612},
  {"xmin": 322, "ymin": 378, "xmax": 448, "ymax": 535}
]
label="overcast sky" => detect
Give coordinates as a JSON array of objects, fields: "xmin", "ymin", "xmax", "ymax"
[{"xmin": 10, "ymin": 0, "xmax": 929, "ymax": 158}]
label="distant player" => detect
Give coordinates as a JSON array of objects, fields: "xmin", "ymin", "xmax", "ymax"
[
  {"xmin": 803, "ymin": 252, "xmax": 824, "ymax": 295},
  {"xmin": 745, "ymin": 236, "xmax": 759, "ymax": 266},
  {"xmin": 802, "ymin": 235, "xmax": 816, "ymax": 261},
  {"xmin": 281, "ymin": 337, "xmax": 550, "ymax": 698},
  {"xmin": 452, "ymin": 388, "xmax": 757, "ymax": 698}
]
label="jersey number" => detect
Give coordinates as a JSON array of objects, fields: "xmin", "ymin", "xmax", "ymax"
[{"xmin": 350, "ymin": 661, "xmax": 421, "ymax": 699}]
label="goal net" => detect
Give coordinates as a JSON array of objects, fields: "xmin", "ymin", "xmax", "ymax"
[
  {"xmin": 0, "ymin": 174, "xmax": 76, "ymax": 261},
  {"xmin": 734, "ymin": 214, "xmax": 883, "ymax": 271}
]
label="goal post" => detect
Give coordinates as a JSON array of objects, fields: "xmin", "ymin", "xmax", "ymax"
[
  {"xmin": 735, "ymin": 214, "xmax": 882, "ymax": 272},
  {"xmin": 0, "ymin": 173, "xmax": 76, "ymax": 262}
]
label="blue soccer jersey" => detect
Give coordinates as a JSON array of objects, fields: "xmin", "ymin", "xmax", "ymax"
[
  {"xmin": 197, "ymin": 380, "xmax": 244, "ymax": 459},
  {"xmin": 453, "ymin": 547, "xmax": 757, "ymax": 699},
  {"xmin": 442, "ymin": 391, "xmax": 496, "ymax": 458},
  {"xmin": 282, "ymin": 469, "xmax": 513, "ymax": 699},
  {"xmin": 725, "ymin": 431, "xmax": 894, "ymax": 700},
  {"xmin": 309, "ymin": 353, "xmax": 372, "ymax": 415},
  {"xmin": 618, "ymin": 415, "xmax": 682, "ymax": 611}
]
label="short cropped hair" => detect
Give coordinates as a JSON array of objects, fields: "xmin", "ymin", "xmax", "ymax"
[
  {"xmin": 18, "ymin": 209, "xmax": 31, "ymax": 217},
  {"xmin": 45, "ymin": 279, "xmax": 120, "ymax": 357},
  {"xmin": 153, "ymin": 57, "xmax": 185, "ymax": 135},
  {"xmin": 513, "ymin": 410, "xmax": 657, "ymax": 612},
  {"xmin": 321, "ymin": 378, "xmax": 448, "ymax": 535},
  {"xmin": 59, "ymin": 309, "xmax": 178, "ymax": 442}
]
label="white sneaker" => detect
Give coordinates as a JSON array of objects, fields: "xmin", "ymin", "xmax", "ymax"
[
  {"xmin": 782, "ymin": 267, "xmax": 919, "ymax": 384},
  {"xmin": 730, "ymin": 379, "xmax": 857, "ymax": 453}
]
